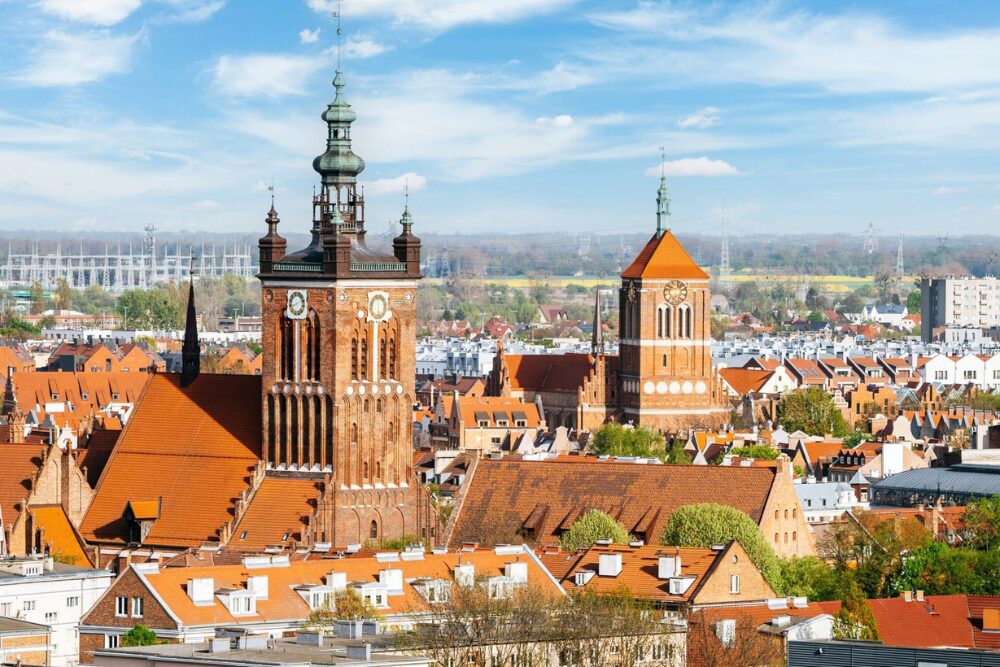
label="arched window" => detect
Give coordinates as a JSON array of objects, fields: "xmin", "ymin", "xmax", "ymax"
[
  {"xmin": 351, "ymin": 422, "xmax": 358, "ymax": 444},
  {"xmin": 376, "ymin": 461, "xmax": 381, "ymax": 481},
  {"xmin": 370, "ymin": 520, "xmax": 378, "ymax": 540},
  {"xmin": 363, "ymin": 461, "xmax": 369, "ymax": 480},
  {"xmin": 308, "ymin": 311, "xmax": 321, "ymax": 381},
  {"xmin": 360, "ymin": 338, "xmax": 369, "ymax": 380},
  {"xmin": 379, "ymin": 338, "xmax": 387, "ymax": 380},
  {"xmin": 351, "ymin": 338, "xmax": 359, "ymax": 380},
  {"xmin": 678, "ymin": 304, "xmax": 692, "ymax": 339},
  {"xmin": 389, "ymin": 338, "xmax": 397, "ymax": 378}
]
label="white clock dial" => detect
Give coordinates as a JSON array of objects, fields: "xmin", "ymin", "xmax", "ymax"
[{"xmin": 286, "ymin": 290, "xmax": 308, "ymax": 319}]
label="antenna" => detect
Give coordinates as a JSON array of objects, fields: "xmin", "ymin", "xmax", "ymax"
[
  {"xmin": 332, "ymin": 1, "xmax": 343, "ymax": 70},
  {"xmin": 863, "ymin": 221, "xmax": 879, "ymax": 255},
  {"xmin": 659, "ymin": 145, "xmax": 666, "ymax": 178},
  {"xmin": 268, "ymin": 179, "xmax": 275, "ymax": 207}
]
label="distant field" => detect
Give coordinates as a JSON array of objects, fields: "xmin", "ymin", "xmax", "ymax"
[{"xmin": 426, "ymin": 272, "xmax": 900, "ymax": 292}]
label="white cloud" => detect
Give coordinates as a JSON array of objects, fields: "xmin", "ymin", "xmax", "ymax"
[
  {"xmin": 157, "ymin": 0, "xmax": 225, "ymax": 23},
  {"xmin": 192, "ymin": 199, "xmax": 220, "ymax": 210},
  {"xmin": 589, "ymin": 4, "xmax": 1000, "ymax": 94},
  {"xmin": 11, "ymin": 29, "xmax": 142, "ymax": 86},
  {"xmin": 993, "ymin": 204, "xmax": 1000, "ymax": 212},
  {"xmin": 342, "ymin": 35, "xmax": 391, "ymax": 59},
  {"xmin": 306, "ymin": 0, "xmax": 575, "ymax": 31},
  {"xmin": 37, "ymin": 0, "xmax": 142, "ymax": 25},
  {"xmin": 932, "ymin": 186, "xmax": 968, "ymax": 196},
  {"xmin": 299, "ymin": 27, "xmax": 320, "ymax": 44},
  {"xmin": 519, "ymin": 62, "xmax": 593, "ymax": 93},
  {"xmin": 211, "ymin": 54, "xmax": 326, "ymax": 97},
  {"xmin": 535, "ymin": 115, "xmax": 574, "ymax": 127},
  {"xmin": 644, "ymin": 157, "xmax": 741, "ymax": 177},
  {"xmin": 364, "ymin": 172, "xmax": 427, "ymax": 196},
  {"xmin": 677, "ymin": 107, "xmax": 720, "ymax": 129}
]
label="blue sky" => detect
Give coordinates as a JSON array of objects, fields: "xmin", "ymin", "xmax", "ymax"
[{"xmin": 2, "ymin": 0, "xmax": 1000, "ymax": 237}]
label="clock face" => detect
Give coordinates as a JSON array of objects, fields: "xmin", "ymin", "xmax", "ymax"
[
  {"xmin": 286, "ymin": 290, "xmax": 308, "ymax": 319},
  {"xmin": 626, "ymin": 281, "xmax": 637, "ymax": 303},
  {"xmin": 368, "ymin": 293, "xmax": 389, "ymax": 321},
  {"xmin": 663, "ymin": 280, "xmax": 688, "ymax": 305}
]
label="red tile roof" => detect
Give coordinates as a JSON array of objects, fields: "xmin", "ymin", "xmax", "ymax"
[
  {"xmin": 868, "ymin": 594, "xmax": 975, "ymax": 648},
  {"xmin": 720, "ymin": 367, "xmax": 773, "ymax": 395},
  {"xmin": 449, "ymin": 457, "xmax": 778, "ymax": 548},
  {"xmin": 230, "ymin": 477, "xmax": 323, "ymax": 551},
  {"xmin": 621, "ymin": 231, "xmax": 710, "ymax": 280},
  {"xmin": 0, "ymin": 444, "xmax": 47, "ymax": 530},
  {"xmin": 30, "ymin": 504, "xmax": 91, "ymax": 566},
  {"xmin": 80, "ymin": 374, "xmax": 262, "ymax": 548},
  {"xmin": 503, "ymin": 353, "xmax": 594, "ymax": 393}
]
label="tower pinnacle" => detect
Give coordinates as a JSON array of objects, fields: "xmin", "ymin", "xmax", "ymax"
[{"xmin": 656, "ymin": 148, "xmax": 670, "ymax": 236}]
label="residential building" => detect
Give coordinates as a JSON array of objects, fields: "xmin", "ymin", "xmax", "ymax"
[
  {"xmin": 921, "ymin": 276, "xmax": 1000, "ymax": 342},
  {"xmin": 0, "ymin": 617, "xmax": 53, "ymax": 667},
  {"xmin": 446, "ymin": 395, "xmax": 543, "ymax": 452},
  {"xmin": 718, "ymin": 366, "xmax": 796, "ymax": 398},
  {"xmin": 446, "ymin": 455, "xmax": 815, "ymax": 558},
  {"xmin": 795, "ymin": 480, "xmax": 869, "ymax": 524},
  {"xmin": 0, "ymin": 555, "xmax": 113, "ymax": 667}
]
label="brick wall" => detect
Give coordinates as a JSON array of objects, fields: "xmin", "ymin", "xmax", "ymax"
[{"xmin": 692, "ymin": 542, "xmax": 775, "ymax": 606}]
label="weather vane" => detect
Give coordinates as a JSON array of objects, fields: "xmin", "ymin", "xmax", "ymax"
[
  {"xmin": 660, "ymin": 145, "xmax": 666, "ymax": 177},
  {"xmin": 332, "ymin": 0, "xmax": 343, "ymax": 70}
]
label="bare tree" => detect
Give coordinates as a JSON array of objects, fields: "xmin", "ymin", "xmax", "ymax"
[{"xmin": 686, "ymin": 611, "xmax": 784, "ymax": 667}]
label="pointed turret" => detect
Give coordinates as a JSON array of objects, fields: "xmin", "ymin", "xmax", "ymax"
[
  {"xmin": 180, "ymin": 267, "xmax": 200, "ymax": 388},
  {"xmin": 656, "ymin": 173, "xmax": 670, "ymax": 236},
  {"xmin": 591, "ymin": 287, "xmax": 604, "ymax": 356},
  {"xmin": 258, "ymin": 199, "xmax": 286, "ymax": 274},
  {"xmin": 2, "ymin": 366, "xmax": 17, "ymax": 417},
  {"xmin": 393, "ymin": 191, "xmax": 422, "ymax": 277}
]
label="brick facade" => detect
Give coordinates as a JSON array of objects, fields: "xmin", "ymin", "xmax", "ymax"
[
  {"xmin": 759, "ymin": 458, "xmax": 817, "ymax": 558},
  {"xmin": 80, "ymin": 568, "xmax": 176, "ymax": 663},
  {"xmin": 691, "ymin": 542, "xmax": 776, "ymax": 607}
]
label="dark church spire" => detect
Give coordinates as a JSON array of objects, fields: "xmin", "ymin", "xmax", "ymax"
[
  {"xmin": 180, "ymin": 259, "xmax": 200, "ymax": 388},
  {"xmin": 591, "ymin": 287, "xmax": 604, "ymax": 356}
]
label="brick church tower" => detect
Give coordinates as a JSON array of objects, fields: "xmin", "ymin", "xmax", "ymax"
[
  {"xmin": 257, "ymin": 70, "xmax": 433, "ymax": 546},
  {"xmin": 617, "ymin": 170, "xmax": 729, "ymax": 431}
]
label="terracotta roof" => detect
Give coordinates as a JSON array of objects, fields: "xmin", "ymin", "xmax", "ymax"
[
  {"xmin": 80, "ymin": 374, "xmax": 262, "ymax": 547},
  {"xmin": 29, "ymin": 504, "xmax": 91, "ymax": 566},
  {"xmin": 230, "ymin": 477, "xmax": 323, "ymax": 551},
  {"xmin": 419, "ymin": 376, "xmax": 484, "ymax": 396},
  {"xmin": 503, "ymin": 353, "xmax": 594, "ymax": 393},
  {"xmin": 128, "ymin": 547, "xmax": 561, "ymax": 627},
  {"xmin": 720, "ymin": 368, "xmax": 773, "ymax": 395},
  {"xmin": 449, "ymin": 458, "xmax": 778, "ymax": 548},
  {"xmin": 128, "ymin": 500, "xmax": 160, "ymax": 520},
  {"xmin": 0, "ymin": 444, "xmax": 47, "ymax": 530},
  {"xmin": 800, "ymin": 441, "xmax": 845, "ymax": 468},
  {"xmin": 867, "ymin": 594, "xmax": 975, "ymax": 648},
  {"xmin": 78, "ymin": 425, "xmax": 122, "ymax": 487},
  {"xmin": 560, "ymin": 542, "xmax": 767, "ymax": 605},
  {"xmin": 11, "ymin": 371, "xmax": 150, "ymax": 432},
  {"xmin": 457, "ymin": 396, "xmax": 541, "ymax": 428},
  {"xmin": 621, "ymin": 230, "xmax": 710, "ymax": 280}
]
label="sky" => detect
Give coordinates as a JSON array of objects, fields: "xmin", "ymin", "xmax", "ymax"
[{"xmin": 2, "ymin": 0, "xmax": 1000, "ymax": 238}]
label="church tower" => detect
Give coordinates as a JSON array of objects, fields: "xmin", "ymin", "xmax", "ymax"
[
  {"xmin": 617, "ymin": 171, "xmax": 729, "ymax": 431},
  {"xmin": 257, "ymin": 70, "xmax": 429, "ymax": 546}
]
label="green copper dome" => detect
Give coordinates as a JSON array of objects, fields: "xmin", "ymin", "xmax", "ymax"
[{"xmin": 313, "ymin": 71, "xmax": 365, "ymax": 184}]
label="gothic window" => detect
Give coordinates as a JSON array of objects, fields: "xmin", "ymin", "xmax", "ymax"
[
  {"xmin": 351, "ymin": 422, "xmax": 358, "ymax": 444},
  {"xmin": 351, "ymin": 338, "xmax": 359, "ymax": 380},
  {"xmin": 678, "ymin": 304, "xmax": 692, "ymax": 339},
  {"xmin": 379, "ymin": 338, "xmax": 387, "ymax": 380},
  {"xmin": 389, "ymin": 338, "xmax": 397, "ymax": 378},
  {"xmin": 363, "ymin": 461, "xmax": 369, "ymax": 480},
  {"xmin": 360, "ymin": 338, "xmax": 369, "ymax": 380},
  {"xmin": 308, "ymin": 311, "xmax": 321, "ymax": 381},
  {"xmin": 370, "ymin": 520, "xmax": 378, "ymax": 540},
  {"xmin": 376, "ymin": 461, "xmax": 381, "ymax": 482}
]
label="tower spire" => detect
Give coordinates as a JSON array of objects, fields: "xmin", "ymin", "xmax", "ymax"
[
  {"xmin": 591, "ymin": 287, "xmax": 604, "ymax": 356},
  {"xmin": 656, "ymin": 147, "xmax": 670, "ymax": 237},
  {"xmin": 180, "ymin": 256, "xmax": 200, "ymax": 388}
]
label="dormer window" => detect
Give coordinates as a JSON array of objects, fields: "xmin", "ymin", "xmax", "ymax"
[
  {"xmin": 240, "ymin": 531, "xmax": 248, "ymax": 540},
  {"xmin": 282, "ymin": 531, "xmax": 290, "ymax": 541}
]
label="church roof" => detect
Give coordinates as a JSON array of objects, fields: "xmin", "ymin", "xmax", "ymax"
[
  {"xmin": 621, "ymin": 230, "xmax": 709, "ymax": 280},
  {"xmin": 503, "ymin": 353, "xmax": 595, "ymax": 394},
  {"xmin": 229, "ymin": 477, "xmax": 322, "ymax": 551},
  {"xmin": 0, "ymin": 444, "xmax": 47, "ymax": 531},
  {"xmin": 80, "ymin": 373, "xmax": 262, "ymax": 548}
]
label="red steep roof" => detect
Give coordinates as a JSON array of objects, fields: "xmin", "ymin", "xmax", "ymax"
[
  {"xmin": 230, "ymin": 477, "xmax": 322, "ymax": 551},
  {"xmin": 503, "ymin": 353, "xmax": 595, "ymax": 394},
  {"xmin": 0, "ymin": 444, "xmax": 47, "ymax": 530},
  {"xmin": 621, "ymin": 230, "xmax": 709, "ymax": 280}
]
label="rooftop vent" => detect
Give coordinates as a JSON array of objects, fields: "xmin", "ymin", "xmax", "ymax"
[{"xmin": 598, "ymin": 553, "xmax": 622, "ymax": 577}]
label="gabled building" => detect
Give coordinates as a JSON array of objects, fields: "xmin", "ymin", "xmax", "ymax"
[{"xmin": 446, "ymin": 395, "xmax": 543, "ymax": 452}]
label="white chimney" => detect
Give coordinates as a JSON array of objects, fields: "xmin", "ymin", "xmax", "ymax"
[
  {"xmin": 598, "ymin": 553, "xmax": 622, "ymax": 577},
  {"xmin": 454, "ymin": 563, "xmax": 475, "ymax": 588},
  {"xmin": 658, "ymin": 555, "xmax": 681, "ymax": 580},
  {"xmin": 326, "ymin": 571, "xmax": 347, "ymax": 591},
  {"xmin": 188, "ymin": 577, "xmax": 214, "ymax": 606},
  {"xmin": 246, "ymin": 575, "xmax": 268, "ymax": 599},
  {"xmin": 505, "ymin": 561, "xmax": 528, "ymax": 585},
  {"xmin": 379, "ymin": 569, "xmax": 404, "ymax": 596}
]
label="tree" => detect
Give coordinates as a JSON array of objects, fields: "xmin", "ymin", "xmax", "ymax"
[
  {"xmin": 833, "ymin": 577, "xmax": 880, "ymax": 640},
  {"xmin": 660, "ymin": 503, "xmax": 782, "ymax": 592},
  {"xmin": 664, "ymin": 439, "xmax": 692, "ymax": 464},
  {"xmin": 302, "ymin": 588, "xmax": 383, "ymax": 628},
  {"xmin": 589, "ymin": 423, "xmax": 664, "ymax": 458},
  {"xmin": 778, "ymin": 556, "xmax": 841, "ymax": 602},
  {"xmin": 907, "ymin": 289, "xmax": 921, "ymax": 314},
  {"xmin": 121, "ymin": 624, "xmax": 158, "ymax": 647},
  {"xmin": 806, "ymin": 310, "xmax": 826, "ymax": 324},
  {"xmin": 116, "ymin": 289, "xmax": 183, "ymax": 330},
  {"xmin": 777, "ymin": 387, "xmax": 850, "ymax": 437},
  {"xmin": 560, "ymin": 509, "xmax": 632, "ymax": 552},
  {"xmin": 29, "ymin": 281, "xmax": 46, "ymax": 315},
  {"xmin": 54, "ymin": 278, "xmax": 73, "ymax": 311},
  {"xmin": 729, "ymin": 444, "xmax": 779, "ymax": 460},
  {"xmin": 962, "ymin": 496, "xmax": 1000, "ymax": 550},
  {"xmin": 687, "ymin": 610, "xmax": 785, "ymax": 667}
]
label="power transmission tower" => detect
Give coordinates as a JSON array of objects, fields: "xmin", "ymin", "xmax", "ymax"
[
  {"xmin": 895, "ymin": 233, "xmax": 904, "ymax": 277},
  {"xmin": 863, "ymin": 221, "xmax": 879, "ymax": 255},
  {"xmin": 719, "ymin": 205, "xmax": 731, "ymax": 283}
]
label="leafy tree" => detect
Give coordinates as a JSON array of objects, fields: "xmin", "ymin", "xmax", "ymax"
[
  {"xmin": 54, "ymin": 278, "xmax": 73, "ymax": 311},
  {"xmin": 29, "ymin": 281, "xmax": 46, "ymax": 315},
  {"xmin": 121, "ymin": 624, "xmax": 158, "ymax": 647},
  {"xmin": 660, "ymin": 503, "xmax": 782, "ymax": 592},
  {"xmin": 777, "ymin": 387, "xmax": 850, "ymax": 437},
  {"xmin": 589, "ymin": 423, "xmax": 664, "ymax": 458},
  {"xmin": 833, "ymin": 577, "xmax": 880, "ymax": 640},
  {"xmin": 664, "ymin": 440, "xmax": 692, "ymax": 464},
  {"xmin": 842, "ymin": 431, "xmax": 871, "ymax": 448},
  {"xmin": 906, "ymin": 289, "xmax": 921, "ymax": 314},
  {"xmin": 778, "ymin": 556, "xmax": 841, "ymax": 601},
  {"xmin": 840, "ymin": 292, "xmax": 865, "ymax": 314},
  {"xmin": 560, "ymin": 509, "xmax": 633, "ymax": 551},
  {"xmin": 729, "ymin": 444, "xmax": 779, "ymax": 460},
  {"xmin": 0, "ymin": 318, "xmax": 41, "ymax": 341},
  {"xmin": 962, "ymin": 496, "xmax": 1000, "ymax": 550},
  {"xmin": 116, "ymin": 288, "xmax": 183, "ymax": 330},
  {"xmin": 806, "ymin": 310, "xmax": 826, "ymax": 324}
]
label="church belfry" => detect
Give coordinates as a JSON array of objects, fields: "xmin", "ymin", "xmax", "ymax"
[{"xmin": 256, "ymin": 69, "xmax": 430, "ymax": 546}]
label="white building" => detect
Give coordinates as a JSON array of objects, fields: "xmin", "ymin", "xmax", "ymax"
[
  {"xmin": 795, "ymin": 480, "xmax": 868, "ymax": 524},
  {"xmin": 921, "ymin": 276, "xmax": 1000, "ymax": 342},
  {"xmin": 0, "ymin": 556, "xmax": 113, "ymax": 667}
]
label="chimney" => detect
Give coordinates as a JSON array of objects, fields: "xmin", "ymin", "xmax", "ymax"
[
  {"xmin": 505, "ymin": 561, "xmax": 528, "ymax": 586},
  {"xmin": 187, "ymin": 577, "xmax": 214, "ymax": 606},
  {"xmin": 900, "ymin": 590, "xmax": 912, "ymax": 602},
  {"xmin": 454, "ymin": 563, "xmax": 475, "ymax": 588},
  {"xmin": 598, "ymin": 553, "xmax": 622, "ymax": 577},
  {"xmin": 916, "ymin": 590, "xmax": 925, "ymax": 602},
  {"xmin": 246, "ymin": 575, "xmax": 268, "ymax": 599},
  {"xmin": 378, "ymin": 569, "xmax": 404, "ymax": 596},
  {"xmin": 658, "ymin": 555, "xmax": 682, "ymax": 580}
]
